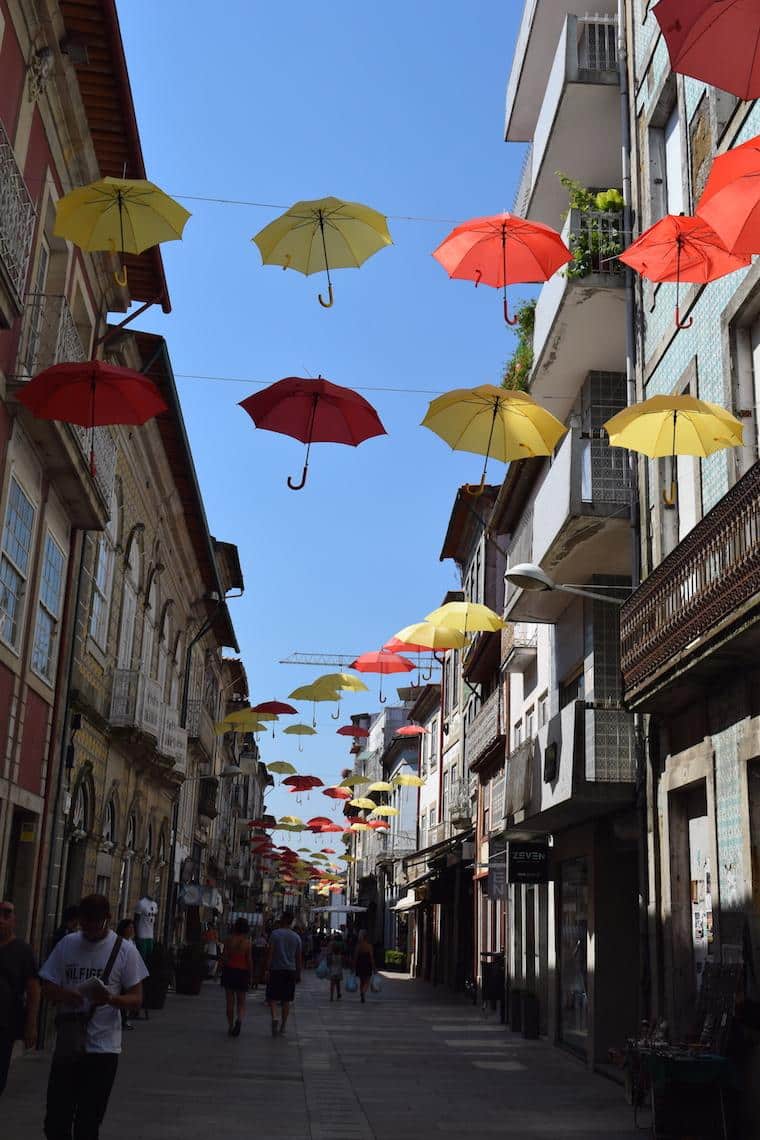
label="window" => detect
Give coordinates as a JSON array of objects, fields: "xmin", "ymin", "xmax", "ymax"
[
  {"xmin": 32, "ymin": 533, "xmax": 65, "ymax": 682},
  {"xmin": 538, "ymin": 691, "xmax": 549, "ymax": 728},
  {"xmin": 649, "ymin": 96, "xmax": 685, "ymax": 224},
  {"xmin": 102, "ymin": 799, "xmax": 116, "ymax": 845},
  {"xmin": 525, "ymin": 705, "xmax": 535, "ymax": 741},
  {"xmin": 560, "ymin": 668, "xmax": 585, "ymax": 709},
  {"xmin": 664, "ymin": 105, "xmax": 684, "ymax": 215},
  {"xmin": 89, "ymin": 493, "xmax": 117, "ymax": 649},
  {"xmin": 514, "ymin": 720, "xmax": 522, "ymax": 748},
  {"xmin": 117, "ymin": 545, "xmax": 139, "ymax": 670},
  {"xmin": 142, "ymin": 576, "xmax": 157, "ymax": 677},
  {"xmin": 429, "ymin": 718, "xmax": 439, "ymax": 770},
  {"xmin": 0, "ymin": 477, "xmax": 36, "ymax": 650}
]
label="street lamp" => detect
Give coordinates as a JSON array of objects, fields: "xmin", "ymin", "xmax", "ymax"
[{"xmin": 505, "ymin": 562, "xmax": 625, "ymax": 606}]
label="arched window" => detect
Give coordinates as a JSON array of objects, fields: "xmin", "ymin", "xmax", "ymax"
[
  {"xmin": 116, "ymin": 539, "xmax": 141, "ymax": 670},
  {"xmin": 157, "ymin": 611, "xmax": 170, "ymax": 698},
  {"xmin": 169, "ymin": 633, "xmax": 182, "ymax": 711},
  {"xmin": 119, "ymin": 813, "xmax": 136, "ymax": 915},
  {"xmin": 89, "ymin": 489, "xmax": 118, "ymax": 648},
  {"xmin": 70, "ymin": 779, "xmax": 90, "ymax": 840},
  {"xmin": 141, "ymin": 576, "xmax": 158, "ymax": 678},
  {"xmin": 102, "ymin": 798, "xmax": 116, "ymax": 846}
]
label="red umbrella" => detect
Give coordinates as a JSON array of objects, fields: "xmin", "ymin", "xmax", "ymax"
[
  {"xmin": 320, "ymin": 848, "xmax": 336, "ymax": 854},
  {"xmin": 349, "ymin": 650, "xmax": 415, "ymax": 703},
  {"xmin": 367, "ymin": 819, "xmax": 390, "ymax": 830},
  {"xmin": 655, "ymin": 0, "xmax": 760, "ymax": 101},
  {"xmin": 396, "ymin": 724, "xmax": 429, "ymax": 737},
  {"xmin": 16, "ymin": 360, "xmax": 167, "ymax": 474},
  {"xmin": 282, "ymin": 775, "xmax": 324, "ymax": 790},
  {"xmin": 336, "ymin": 725, "xmax": 369, "ymax": 738},
  {"xmin": 239, "ymin": 375, "xmax": 386, "ymax": 490},
  {"xmin": 307, "ymin": 816, "xmax": 344, "ymax": 834},
  {"xmin": 432, "ymin": 212, "xmax": 571, "ymax": 325},
  {"xmin": 618, "ymin": 214, "xmax": 749, "ymax": 329},
  {"xmin": 697, "ymin": 133, "xmax": 760, "ymax": 255},
  {"xmin": 383, "ymin": 635, "xmax": 430, "ymax": 653},
  {"xmin": 323, "ymin": 786, "xmax": 352, "ymax": 800},
  {"xmin": 252, "ymin": 700, "xmax": 297, "ymax": 715}
]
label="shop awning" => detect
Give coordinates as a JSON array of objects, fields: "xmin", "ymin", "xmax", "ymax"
[{"xmin": 391, "ymin": 891, "xmax": 421, "ymax": 912}]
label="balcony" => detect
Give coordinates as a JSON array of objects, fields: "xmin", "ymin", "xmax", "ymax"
[
  {"xmin": 0, "ymin": 115, "xmax": 35, "ymax": 326},
  {"xmin": 10, "ymin": 294, "xmax": 116, "ymax": 523},
  {"xmin": 508, "ymin": 13, "xmax": 620, "ymax": 228},
  {"xmin": 505, "ymin": 425, "xmax": 630, "ymax": 623},
  {"xmin": 621, "ymin": 463, "xmax": 760, "ymax": 712},
  {"xmin": 198, "ymin": 777, "xmax": 219, "ymax": 821},
  {"xmin": 487, "ymin": 773, "xmax": 505, "ymax": 833},
  {"xmin": 159, "ymin": 706, "xmax": 188, "ymax": 773},
  {"xmin": 504, "ymin": 622, "xmax": 538, "ymax": 672},
  {"xmin": 464, "ymin": 686, "xmax": 507, "ymax": 770},
  {"xmin": 186, "ymin": 698, "xmax": 217, "ymax": 763},
  {"xmin": 449, "ymin": 779, "xmax": 473, "ymax": 828},
  {"xmin": 531, "ymin": 210, "xmax": 626, "ymax": 423},
  {"xmin": 109, "ymin": 669, "xmax": 187, "ymax": 773},
  {"xmin": 505, "ymin": 700, "xmax": 635, "ymax": 834}
]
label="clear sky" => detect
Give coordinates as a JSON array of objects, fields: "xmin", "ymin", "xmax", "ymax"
[{"xmin": 116, "ymin": 1, "xmax": 525, "ymax": 838}]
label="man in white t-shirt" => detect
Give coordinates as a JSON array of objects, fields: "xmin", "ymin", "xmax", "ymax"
[
  {"xmin": 40, "ymin": 893, "xmax": 148, "ymax": 1140},
  {"xmin": 133, "ymin": 896, "xmax": 158, "ymax": 959}
]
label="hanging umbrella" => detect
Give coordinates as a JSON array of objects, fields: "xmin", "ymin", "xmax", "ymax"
[
  {"xmin": 348, "ymin": 797, "xmax": 376, "ymax": 810},
  {"xmin": 307, "ymin": 817, "xmax": 345, "ymax": 834},
  {"xmin": 266, "ymin": 761, "xmax": 298, "ymax": 776},
  {"xmin": 226, "ymin": 708, "xmax": 278, "ymax": 723},
  {"xmin": 349, "ymin": 822, "xmax": 371, "ymax": 832},
  {"xmin": 654, "ymin": 0, "xmax": 760, "ymax": 101},
  {"xmin": 283, "ymin": 725, "xmax": 317, "ymax": 754},
  {"xmin": 54, "ymin": 177, "xmax": 190, "ymax": 287},
  {"xmin": 323, "ymin": 786, "xmax": 353, "ymax": 800},
  {"xmin": 336, "ymin": 725, "xmax": 369, "ymax": 738},
  {"xmin": 697, "ymin": 133, "xmax": 760, "ymax": 256},
  {"xmin": 252, "ymin": 196, "xmax": 392, "ymax": 308},
  {"xmin": 313, "ymin": 671, "xmax": 369, "ymax": 718},
  {"xmin": 340, "ymin": 775, "xmax": 371, "ymax": 788},
  {"xmin": 367, "ymin": 781, "xmax": 394, "ymax": 793},
  {"xmin": 278, "ymin": 816, "xmax": 304, "ymax": 826},
  {"xmin": 252, "ymin": 700, "xmax": 298, "ymax": 715},
  {"xmin": 17, "ymin": 360, "xmax": 167, "ymax": 475},
  {"xmin": 422, "ymin": 385, "xmax": 567, "ymax": 496},
  {"xmin": 432, "ymin": 211, "xmax": 571, "ymax": 325},
  {"xmin": 240, "ymin": 375, "xmax": 386, "ymax": 491},
  {"xmin": 349, "ymin": 650, "xmax": 415, "ymax": 704},
  {"xmin": 391, "ymin": 621, "xmax": 469, "ymax": 652},
  {"xmin": 214, "ymin": 715, "xmax": 268, "ymax": 736},
  {"xmin": 370, "ymin": 805, "xmax": 399, "ymax": 817},
  {"xmin": 368, "ymin": 819, "xmax": 390, "ymax": 830},
  {"xmin": 282, "ymin": 775, "xmax": 324, "ymax": 791},
  {"xmin": 396, "ymin": 725, "xmax": 429, "ymax": 737},
  {"xmin": 618, "ymin": 214, "xmax": 749, "ymax": 329},
  {"xmin": 321, "ymin": 848, "xmax": 337, "ymax": 854},
  {"xmin": 392, "ymin": 774, "xmax": 425, "ymax": 788},
  {"xmin": 425, "ymin": 601, "xmax": 505, "ymax": 636},
  {"xmin": 603, "ymin": 395, "xmax": 743, "ymax": 506}
]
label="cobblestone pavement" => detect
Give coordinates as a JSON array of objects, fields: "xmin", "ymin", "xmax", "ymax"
[{"xmin": 3, "ymin": 972, "xmax": 643, "ymax": 1138}]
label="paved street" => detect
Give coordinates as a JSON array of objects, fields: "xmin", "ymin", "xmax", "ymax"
[{"xmin": 4, "ymin": 972, "xmax": 642, "ymax": 1139}]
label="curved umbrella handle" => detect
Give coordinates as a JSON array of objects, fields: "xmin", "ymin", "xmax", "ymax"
[
  {"xmin": 675, "ymin": 306, "xmax": 693, "ymax": 330},
  {"xmin": 114, "ymin": 265, "xmax": 128, "ymax": 288},
  {"xmin": 287, "ymin": 465, "xmax": 308, "ymax": 491},
  {"xmin": 421, "ymin": 663, "xmax": 433, "ymax": 681},
  {"xmin": 504, "ymin": 296, "xmax": 518, "ymax": 326},
  {"xmin": 331, "ymin": 707, "xmax": 341, "ymax": 719},
  {"xmin": 465, "ymin": 477, "xmax": 487, "ymax": 497},
  {"xmin": 378, "ymin": 692, "xmax": 387, "ymax": 704},
  {"xmin": 318, "ymin": 282, "xmax": 334, "ymax": 308},
  {"xmin": 662, "ymin": 480, "xmax": 677, "ymax": 508}
]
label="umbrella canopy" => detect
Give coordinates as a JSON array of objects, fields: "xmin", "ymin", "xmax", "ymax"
[
  {"xmin": 367, "ymin": 781, "xmax": 394, "ymax": 793},
  {"xmin": 396, "ymin": 725, "xmax": 429, "ymax": 737},
  {"xmin": 697, "ymin": 133, "xmax": 760, "ymax": 256},
  {"xmin": 370, "ymin": 805, "xmax": 399, "ymax": 817},
  {"xmin": 313, "ymin": 672, "xmax": 368, "ymax": 693},
  {"xmin": 307, "ymin": 816, "xmax": 344, "ymax": 834},
  {"xmin": 323, "ymin": 786, "xmax": 353, "ymax": 800},
  {"xmin": 604, "ymin": 394, "xmax": 743, "ymax": 505},
  {"xmin": 278, "ymin": 816, "xmax": 304, "ymax": 826},
  {"xmin": 391, "ymin": 620, "xmax": 469, "ymax": 651},
  {"xmin": 266, "ymin": 761, "xmax": 298, "ymax": 775},
  {"xmin": 348, "ymin": 797, "xmax": 376, "ymax": 809},
  {"xmin": 432, "ymin": 211, "xmax": 571, "ymax": 324},
  {"xmin": 321, "ymin": 848, "xmax": 337, "ymax": 854},
  {"xmin": 349, "ymin": 822, "xmax": 371, "ymax": 832},
  {"xmin": 425, "ymin": 601, "xmax": 505, "ymax": 635},
  {"xmin": 349, "ymin": 651, "xmax": 415, "ymax": 703},
  {"xmin": 289, "ymin": 680, "xmax": 340, "ymax": 701},
  {"xmin": 284, "ymin": 724, "xmax": 317, "ymax": 735},
  {"xmin": 392, "ymin": 774, "xmax": 425, "ymax": 788},
  {"xmin": 619, "ymin": 214, "xmax": 749, "ymax": 329},
  {"xmin": 340, "ymin": 775, "xmax": 371, "ymax": 788},
  {"xmin": 422, "ymin": 385, "xmax": 567, "ymax": 495},
  {"xmin": 240, "ymin": 375, "xmax": 386, "ymax": 490},
  {"xmin": 54, "ymin": 176, "xmax": 190, "ymax": 286},
  {"xmin": 252, "ymin": 196, "xmax": 392, "ymax": 307},
  {"xmin": 282, "ymin": 775, "xmax": 324, "ymax": 790},
  {"xmin": 655, "ymin": 0, "xmax": 760, "ymax": 101},
  {"xmin": 227, "ymin": 708, "xmax": 278, "ymax": 723},
  {"xmin": 336, "ymin": 725, "xmax": 369, "ymax": 738},
  {"xmin": 368, "ymin": 819, "xmax": 390, "ymax": 830},
  {"xmin": 214, "ymin": 715, "xmax": 269, "ymax": 736},
  {"xmin": 252, "ymin": 700, "xmax": 297, "ymax": 715}
]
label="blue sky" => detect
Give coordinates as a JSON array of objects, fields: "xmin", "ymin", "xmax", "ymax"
[{"xmin": 116, "ymin": 1, "xmax": 525, "ymax": 833}]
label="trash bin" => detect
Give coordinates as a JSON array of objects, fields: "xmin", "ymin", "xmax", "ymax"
[{"xmin": 522, "ymin": 991, "xmax": 539, "ymax": 1039}]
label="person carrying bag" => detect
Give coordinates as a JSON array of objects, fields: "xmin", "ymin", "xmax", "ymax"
[{"xmin": 52, "ymin": 937, "xmax": 122, "ymax": 1060}]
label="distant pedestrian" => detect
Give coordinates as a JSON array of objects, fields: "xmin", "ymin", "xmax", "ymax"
[
  {"xmin": 352, "ymin": 930, "xmax": 375, "ymax": 1004},
  {"xmin": 51, "ymin": 906, "xmax": 79, "ymax": 950},
  {"xmin": 40, "ymin": 893, "xmax": 147, "ymax": 1139},
  {"xmin": 115, "ymin": 920, "xmax": 137, "ymax": 1032},
  {"xmin": 326, "ymin": 934, "xmax": 345, "ymax": 1001},
  {"xmin": 0, "ymin": 899, "xmax": 40, "ymax": 1097},
  {"xmin": 220, "ymin": 918, "xmax": 252, "ymax": 1037},
  {"xmin": 251, "ymin": 928, "xmax": 267, "ymax": 989},
  {"xmin": 264, "ymin": 912, "xmax": 302, "ymax": 1036}
]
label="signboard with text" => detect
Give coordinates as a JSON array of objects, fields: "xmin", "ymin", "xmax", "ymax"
[{"xmin": 508, "ymin": 841, "xmax": 549, "ymax": 884}]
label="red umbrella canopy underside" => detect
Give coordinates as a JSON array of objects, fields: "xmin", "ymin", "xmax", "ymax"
[
  {"xmin": 350, "ymin": 651, "xmax": 416, "ymax": 675},
  {"xmin": 17, "ymin": 360, "xmax": 168, "ymax": 427},
  {"xmin": 239, "ymin": 376, "xmax": 386, "ymax": 446},
  {"xmin": 432, "ymin": 212, "xmax": 572, "ymax": 288},
  {"xmin": 655, "ymin": 0, "xmax": 760, "ymax": 102},
  {"xmin": 618, "ymin": 214, "xmax": 750, "ymax": 284}
]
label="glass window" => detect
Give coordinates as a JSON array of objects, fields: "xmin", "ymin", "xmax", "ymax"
[
  {"xmin": 89, "ymin": 494, "xmax": 117, "ymax": 649},
  {"xmin": 560, "ymin": 668, "xmax": 585, "ymax": 709},
  {"xmin": 525, "ymin": 705, "xmax": 535, "ymax": 740},
  {"xmin": 538, "ymin": 692, "xmax": 548, "ymax": 728},
  {"xmin": 32, "ymin": 533, "xmax": 65, "ymax": 682},
  {"xmin": 514, "ymin": 720, "xmax": 522, "ymax": 748},
  {"xmin": 429, "ymin": 718, "xmax": 439, "ymax": 770},
  {"xmin": 664, "ymin": 105, "xmax": 684, "ymax": 215},
  {"xmin": 0, "ymin": 477, "xmax": 36, "ymax": 650},
  {"xmin": 559, "ymin": 858, "xmax": 590, "ymax": 1053}
]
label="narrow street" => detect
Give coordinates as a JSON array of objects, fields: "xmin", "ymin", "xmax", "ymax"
[{"xmin": 4, "ymin": 972, "xmax": 641, "ymax": 1139}]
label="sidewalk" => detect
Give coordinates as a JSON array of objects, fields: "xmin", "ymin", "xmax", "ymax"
[{"xmin": 3, "ymin": 972, "xmax": 642, "ymax": 1139}]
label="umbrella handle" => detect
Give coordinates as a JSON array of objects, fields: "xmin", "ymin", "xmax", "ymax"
[
  {"xmin": 675, "ymin": 306, "xmax": 693, "ymax": 330},
  {"xmin": 378, "ymin": 692, "xmax": 387, "ymax": 704},
  {"xmin": 287, "ymin": 464, "xmax": 308, "ymax": 491},
  {"xmin": 114, "ymin": 265, "xmax": 128, "ymax": 288},
  {"xmin": 331, "ymin": 708, "xmax": 340, "ymax": 719},
  {"xmin": 318, "ymin": 283, "xmax": 334, "ymax": 308},
  {"xmin": 465, "ymin": 477, "xmax": 487, "ymax": 497},
  {"xmin": 662, "ymin": 480, "xmax": 677, "ymax": 508},
  {"xmin": 503, "ymin": 296, "xmax": 518, "ymax": 326}
]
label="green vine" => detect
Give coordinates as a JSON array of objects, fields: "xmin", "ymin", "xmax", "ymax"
[
  {"xmin": 556, "ymin": 173, "xmax": 624, "ymax": 281},
  {"xmin": 501, "ymin": 299, "xmax": 536, "ymax": 391}
]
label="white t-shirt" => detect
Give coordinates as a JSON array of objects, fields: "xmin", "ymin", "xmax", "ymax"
[
  {"xmin": 134, "ymin": 898, "xmax": 158, "ymax": 940},
  {"xmin": 40, "ymin": 931, "xmax": 149, "ymax": 1054}
]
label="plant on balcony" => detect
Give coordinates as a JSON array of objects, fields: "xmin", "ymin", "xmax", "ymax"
[
  {"xmin": 500, "ymin": 299, "xmax": 536, "ymax": 391},
  {"xmin": 556, "ymin": 173, "xmax": 624, "ymax": 281}
]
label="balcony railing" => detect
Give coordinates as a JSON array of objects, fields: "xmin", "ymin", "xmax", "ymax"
[
  {"xmin": 198, "ymin": 777, "xmax": 219, "ymax": 820},
  {"xmin": 465, "ymin": 686, "xmax": 506, "ymax": 770},
  {"xmin": 621, "ymin": 462, "xmax": 760, "ymax": 701},
  {"xmin": 186, "ymin": 698, "xmax": 217, "ymax": 761},
  {"xmin": 0, "ymin": 116, "xmax": 35, "ymax": 310},
  {"xmin": 488, "ymin": 772, "xmax": 505, "ymax": 829},
  {"xmin": 577, "ymin": 14, "xmax": 618, "ymax": 72},
  {"xmin": 159, "ymin": 706, "xmax": 188, "ymax": 772},
  {"xmin": 449, "ymin": 778, "xmax": 472, "ymax": 827},
  {"xmin": 505, "ymin": 739, "xmax": 534, "ymax": 819},
  {"xmin": 109, "ymin": 669, "xmax": 187, "ymax": 770}
]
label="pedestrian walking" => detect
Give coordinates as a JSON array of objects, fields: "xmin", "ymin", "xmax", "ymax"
[
  {"xmin": 115, "ymin": 920, "xmax": 138, "ymax": 1032},
  {"xmin": 251, "ymin": 928, "xmax": 267, "ymax": 990},
  {"xmin": 352, "ymin": 930, "xmax": 375, "ymax": 1005},
  {"xmin": 264, "ymin": 912, "xmax": 302, "ymax": 1036},
  {"xmin": 0, "ymin": 899, "xmax": 40, "ymax": 1097},
  {"xmin": 220, "ymin": 918, "xmax": 252, "ymax": 1037},
  {"xmin": 327, "ymin": 933, "xmax": 345, "ymax": 1001},
  {"xmin": 39, "ymin": 893, "xmax": 148, "ymax": 1140}
]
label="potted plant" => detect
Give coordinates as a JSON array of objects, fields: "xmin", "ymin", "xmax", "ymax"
[
  {"xmin": 174, "ymin": 942, "xmax": 205, "ymax": 995},
  {"xmin": 143, "ymin": 942, "xmax": 173, "ymax": 1009},
  {"xmin": 383, "ymin": 949, "xmax": 406, "ymax": 972}
]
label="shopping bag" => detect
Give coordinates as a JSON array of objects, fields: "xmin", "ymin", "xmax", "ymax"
[
  {"xmin": 315, "ymin": 959, "xmax": 329, "ymax": 980},
  {"xmin": 370, "ymin": 973, "xmax": 382, "ymax": 994},
  {"xmin": 345, "ymin": 974, "xmax": 359, "ymax": 993}
]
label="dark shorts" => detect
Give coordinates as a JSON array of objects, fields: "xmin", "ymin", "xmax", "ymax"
[
  {"xmin": 221, "ymin": 967, "xmax": 249, "ymax": 992},
  {"xmin": 266, "ymin": 969, "xmax": 297, "ymax": 1003}
]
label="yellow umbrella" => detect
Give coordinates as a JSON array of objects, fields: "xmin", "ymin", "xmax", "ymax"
[
  {"xmin": 214, "ymin": 716, "xmax": 268, "ymax": 736},
  {"xmin": 226, "ymin": 708, "xmax": 278, "ymax": 723},
  {"xmin": 393, "ymin": 620, "xmax": 468, "ymax": 651},
  {"xmin": 349, "ymin": 822, "xmax": 371, "ymax": 832},
  {"xmin": 253, "ymin": 196, "xmax": 393, "ymax": 308},
  {"xmin": 425, "ymin": 601, "xmax": 504, "ymax": 635},
  {"xmin": 604, "ymin": 395, "xmax": 743, "ymax": 506},
  {"xmin": 278, "ymin": 815, "xmax": 304, "ymax": 826},
  {"xmin": 284, "ymin": 722, "xmax": 317, "ymax": 751},
  {"xmin": 348, "ymin": 797, "xmax": 376, "ymax": 809},
  {"xmin": 289, "ymin": 681, "xmax": 339, "ymax": 701},
  {"xmin": 54, "ymin": 177, "xmax": 190, "ymax": 287},
  {"xmin": 314, "ymin": 672, "xmax": 369, "ymax": 693},
  {"xmin": 367, "ymin": 781, "xmax": 394, "ymax": 793},
  {"xmin": 340, "ymin": 855, "xmax": 357, "ymax": 863},
  {"xmin": 421, "ymin": 384, "xmax": 567, "ymax": 496},
  {"xmin": 370, "ymin": 805, "xmax": 399, "ymax": 817},
  {"xmin": 266, "ymin": 761, "xmax": 297, "ymax": 775},
  {"xmin": 340, "ymin": 775, "xmax": 370, "ymax": 787},
  {"xmin": 392, "ymin": 774, "xmax": 425, "ymax": 788}
]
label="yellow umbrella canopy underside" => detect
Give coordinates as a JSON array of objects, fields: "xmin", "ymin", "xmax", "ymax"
[
  {"xmin": 393, "ymin": 620, "xmax": 468, "ymax": 651},
  {"xmin": 266, "ymin": 761, "xmax": 298, "ymax": 775},
  {"xmin": 603, "ymin": 395, "xmax": 743, "ymax": 458},
  {"xmin": 421, "ymin": 385, "xmax": 567, "ymax": 463},
  {"xmin": 253, "ymin": 196, "xmax": 392, "ymax": 276},
  {"xmin": 289, "ymin": 681, "xmax": 340, "ymax": 701},
  {"xmin": 425, "ymin": 601, "xmax": 504, "ymax": 634},
  {"xmin": 340, "ymin": 775, "xmax": 370, "ymax": 787},
  {"xmin": 392, "ymin": 774, "xmax": 425, "ymax": 787},
  {"xmin": 367, "ymin": 781, "xmax": 394, "ymax": 793},
  {"xmin": 313, "ymin": 672, "xmax": 369, "ymax": 693},
  {"xmin": 348, "ymin": 797, "xmax": 376, "ymax": 809},
  {"xmin": 284, "ymin": 724, "xmax": 317, "ymax": 736},
  {"xmin": 370, "ymin": 805, "xmax": 399, "ymax": 817},
  {"xmin": 54, "ymin": 177, "xmax": 190, "ymax": 254}
]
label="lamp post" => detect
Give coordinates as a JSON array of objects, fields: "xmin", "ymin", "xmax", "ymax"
[{"xmin": 504, "ymin": 562, "xmax": 626, "ymax": 606}]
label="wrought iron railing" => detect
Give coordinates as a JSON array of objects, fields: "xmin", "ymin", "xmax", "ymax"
[
  {"xmin": 464, "ymin": 686, "xmax": 506, "ymax": 770},
  {"xmin": 621, "ymin": 463, "xmax": 760, "ymax": 696},
  {"xmin": 505, "ymin": 739, "xmax": 534, "ymax": 818},
  {"xmin": 0, "ymin": 116, "xmax": 35, "ymax": 306},
  {"xmin": 577, "ymin": 14, "xmax": 618, "ymax": 73},
  {"xmin": 565, "ymin": 209, "xmax": 624, "ymax": 280},
  {"xmin": 185, "ymin": 698, "xmax": 217, "ymax": 761}
]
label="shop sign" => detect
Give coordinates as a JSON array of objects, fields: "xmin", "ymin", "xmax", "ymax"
[
  {"xmin": 487, "ymin": 859, "xmax": 507, "ymax": 900},
  {"xmin": 508, "ymin": 841, "xmax": 549, "ymax": 884}
]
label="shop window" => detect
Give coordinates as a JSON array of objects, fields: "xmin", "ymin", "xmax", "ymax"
[
  {"xmin": 0, "ymin": 476, "xmax": 36, "ymax": 650},
  {"xmin": 31, "ymin": 533, "xmax": 65, "ymax": 683},
  {"xmin": 559, "ymin": 858, "xmax": 589, "ymax": 1053}
]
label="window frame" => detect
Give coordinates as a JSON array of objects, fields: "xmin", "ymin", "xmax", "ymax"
[
  {"xmin": 0, "ymin": 474, "xmax": 37, "ymax": 653},
  {"xmin": 31, "ymin": 530, "xmax": 66, "ymax": 685}
]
